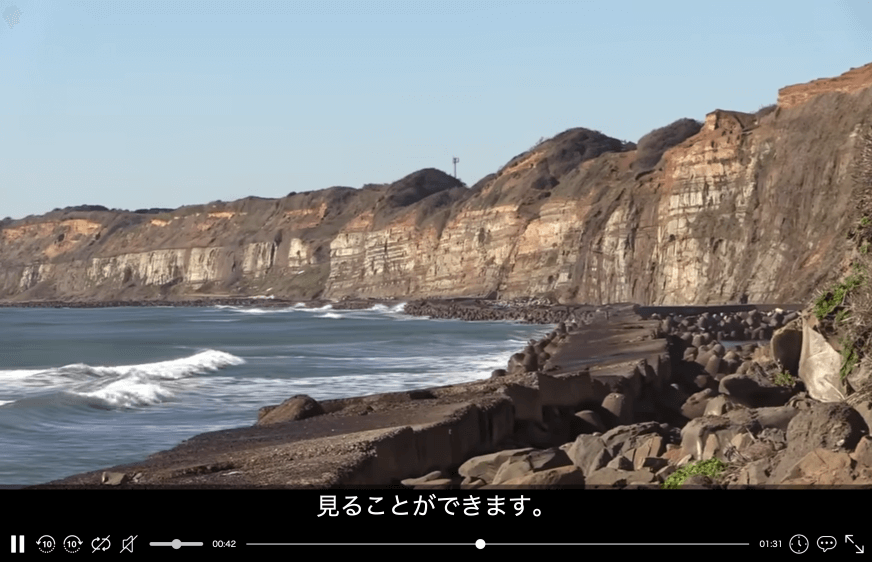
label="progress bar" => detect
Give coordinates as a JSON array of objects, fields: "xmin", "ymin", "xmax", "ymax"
[{"xmin": 247, "ymin": 543, "xmax": 750, "ymax": 546}]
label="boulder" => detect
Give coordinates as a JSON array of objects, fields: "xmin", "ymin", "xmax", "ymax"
[
  {"xmin": 457, "ymin": 448, "xmax": 535, "ymax": 483},
  {"xmin": 599, "ymin": 422, "xmax": 668, "ymax": 459},
  {"xmin": 401, "ymin": 470, "xmax": 443, "ymax": 487},
  {"xmin": 718, "ymin": 372, "xmax": 792, "ymax": 408},
  {"xmin": 566, "ymin": 434, "xmax": 612, "ymax": 476},
  {"xmin": 572, "ymin": 410, "xmax": 606, "ymax": 434},
  {"xmin": 703, "ymin": 395, "xmax": 744, "ymax": 416},
  {"xmin": 413, "ymin": 478, "xmax": 454, "ymax": 489},
  {"xmin": 779, "ymin": 448, "xmax": 856, "ymax": 486},
  {"xmin": 681, "ymin": 388, "xmax": 716, "ymax": 419},
  {"xmin": 101, "ymin": 472, "xmax": 130, "ymax": 486},
  {"xmin": 771, "ymin": 318, "xmax": 802, "ymax": 376},
  {"xmin": 851, "ymin": 435, "xmax": 872, "ymax": 468},
  {"xmin": 585, "ymin": 467, "xmax": 657, "ymax": 487},
  {"xmin": 501, "ymin": 466, "xmax": 586, "ymax": 487},
  {"xmin": 256, "ymin": 395, "xmax": 324, "ymax": 425},
  {"xmin": 769, "ymin": 402, "xmax": 869, "ymax": 484},
  {"xmin": 601, "ymin": 393, "xmax": 633, "ymax": 427},
  {"xmin": 490, "ymin": 448, "xmax": 572, "ymax": 484}
]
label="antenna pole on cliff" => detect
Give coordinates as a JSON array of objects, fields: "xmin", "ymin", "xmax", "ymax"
[{"xmin": 453, "ymin": 157, "xmax": 459, "ymax": 178}]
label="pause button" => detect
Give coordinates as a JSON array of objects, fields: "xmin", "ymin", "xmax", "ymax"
[{"xmin": 10, "ymin": 535, "xmax": 24, "ymax": 554}]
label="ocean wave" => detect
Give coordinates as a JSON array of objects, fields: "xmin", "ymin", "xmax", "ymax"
[
  {"xmin": 0, "ymin": 369, "xmax": 47, "ymax": 381},
  {"xmin": 318, "ymin": 312, "xmax": 343, "ymax": 319},
  {"xmin": 1, "ymin": 350, "xmax": 245, "ymax": 410},
  {"xmin": 56, "ymin": 350, "xmax": 246, "ymax": 381}
]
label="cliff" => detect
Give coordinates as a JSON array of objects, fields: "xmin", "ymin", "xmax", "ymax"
[{"xmin": 4, "ymin": 62, "xmax": 872, "ymax": 305}]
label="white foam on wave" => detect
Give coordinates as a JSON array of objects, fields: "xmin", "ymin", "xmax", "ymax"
[
  {"xmin": 318, "ymin": 312, "xmax": 343, "ymax": 319},
  {"xmin": 2, "ymin": 350, "xmax": 246, "ymax": 409},
  {"xmin": 0, "ymin": 399, "xmax": 14, "ymax": 407},
  {"xmin": 365, "ymin": 302, "xmax": 408, "ymax": 314},
  {"xmin": 61, "ymin": 350, "xmax": 246, "ymax": 381},
  {"xmin": 0, "ymin": 369, "xmax": 47, "ymax": 381},
  {"xmin": 78, "ymin": 377, "xmax": 175, "ymax": 408}
]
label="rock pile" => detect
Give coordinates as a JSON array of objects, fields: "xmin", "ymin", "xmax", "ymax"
[
  {"xmin": 396, "ymin": 307, "xmax": 872, "ymax": 489},
  {"xmin": 651, "ymin": 308, "xmax": 800, "ymax": 342},
  {"xmin": 403, "ymin": 300, "xmax": 581, "ymax": 324}
]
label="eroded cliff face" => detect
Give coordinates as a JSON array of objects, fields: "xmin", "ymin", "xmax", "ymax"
[{"xmin": 3, "ymin": 63, "xmax": 872, "ymax": 305}]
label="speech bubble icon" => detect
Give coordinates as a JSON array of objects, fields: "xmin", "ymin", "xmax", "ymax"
[{"xmin": 817, "ymin": 536, "xmax": 837, "ymax": 552}]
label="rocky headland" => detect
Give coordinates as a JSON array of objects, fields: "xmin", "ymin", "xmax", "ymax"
[{"xmin": 3, "ymin": 62, "xmax": 872, "ymax": 307}]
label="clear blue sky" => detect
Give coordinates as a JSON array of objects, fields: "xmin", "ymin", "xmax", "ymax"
[{"xmin": 2, "ymin": 0, "xmax": 872, "ymax": 220}]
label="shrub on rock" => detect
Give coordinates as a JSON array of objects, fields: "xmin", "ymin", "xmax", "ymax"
[{"xmin": 634, "ymin": 118, "xmax": 703, "ymax": 172}]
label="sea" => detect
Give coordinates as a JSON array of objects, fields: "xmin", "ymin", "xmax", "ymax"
[{"xmin": 0, "ymin": 303, "xmax": 552, "ymax": 487}]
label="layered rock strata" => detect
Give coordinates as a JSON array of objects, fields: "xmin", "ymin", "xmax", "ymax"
[{"xmin": 4, "ymin": 62, "xmax": 872, "ymax": 306}]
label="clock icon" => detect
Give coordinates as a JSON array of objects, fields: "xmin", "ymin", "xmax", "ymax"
[{"xmin": 790, "ymin": 534, "xmax": 809, "ymax": 554}]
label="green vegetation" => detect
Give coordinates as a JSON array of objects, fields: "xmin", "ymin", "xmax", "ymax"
[
  {"xmin": 813, "ymin": 267, "xmax": 865, "ymax": 320},
  {"xmin": 861, "ymin": 216, "xmax": 871, "ymax": 228},
  {"xmin": 774, "ymin": 371, "xmax": 795, "ymax": 387},
  {"xmin": 662, "ymin": 458, "xmax": 727, "ymax": 489},
  {"xmin": 840, "ymin": 336, "xmax": 859, "ymax": 381}
]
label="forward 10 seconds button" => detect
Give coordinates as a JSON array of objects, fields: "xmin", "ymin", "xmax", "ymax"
[{"xmin": 64, "ymin": 536, "xmax": 83, "ymax": 553}]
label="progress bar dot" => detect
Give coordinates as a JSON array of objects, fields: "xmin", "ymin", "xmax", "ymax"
[{"xmin": 476, "ymin": 539, "xmax": 485, "ymax": 549}]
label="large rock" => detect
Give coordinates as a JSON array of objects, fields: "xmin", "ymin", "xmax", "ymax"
[
  {"xmin": 599, "ymin": 422, "xmax": 669, "ymax": 458},
  {"xmin": 718, "ymin": 372, "xmax": 792, "ymax": 408},
  {"xmin": 572, "ymin": 410, "xmax": 606, "ymax": 434},
  {"xmin": 566, "ymin": 434, "xmax": 612, "ymax": 476},
  {"xmin": 847, "ymin": 357, "xmax": 872, "ymax": 393},
  {"xmin": 501, "ymin": 466, "xmax": 586, "ymax": 487},
  {"xmin": 798, "ymin": 316, "xmax": 848, "ymax": 402},
  {"xmin": 601, "ymin": 393, "xmax": 633, "ymax": 427},
  {"xmin": 491, "ymin": 448, "xmax": 572, "ymax": 484},
  {"xmin": 681, "ymin": 388, "xmax": 717, "ymax": 419},
  {"xmin": 256, "ymin": 395, "xmax": 324, "ymax": 425},
  {"xmin": 779, "ymin": 448, "xmax": 856, "ymax": 486},
  {"xmin": 457, "ymin": 448, "xmax": 535, "ymax": 483},
  {"xmin": 680, "ymin": 416, "xmax": 747, "ymax": 462},
  {"xmin": 585, "ymin": 467, "xmax": 657, "ymax": 487},
  {"xmin": 769, "ymin": 402, "xmax": 869, "ymax": 484},
  {"xmin": 771, "ymin": 318, "xmax": 802, "ymax": 376},
  {"xmin": 401, "ymin": 471, "xmax": 443, "ymax": 487}
]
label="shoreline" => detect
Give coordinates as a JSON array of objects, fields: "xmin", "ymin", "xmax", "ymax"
[{"xmin": 24, "ymin": 299, "xmax": 868, "ymax": 489}]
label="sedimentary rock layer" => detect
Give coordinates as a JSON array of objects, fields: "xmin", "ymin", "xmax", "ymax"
[{"xmin": 4, "ymin": 63, "xmax": 872, "ymax": 305}]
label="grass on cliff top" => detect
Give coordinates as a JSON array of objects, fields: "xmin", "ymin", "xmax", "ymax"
[{"xmin": 662, "ymin": 458, "xmax": 727, "ymax": 489}]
